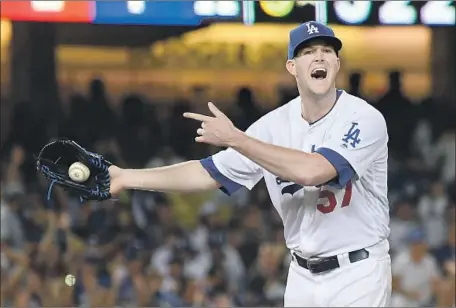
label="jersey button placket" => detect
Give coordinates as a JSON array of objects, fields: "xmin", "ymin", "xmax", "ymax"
[{"xmin": 299, "ymin": 198, "xmax": 315, "ymax": 253}]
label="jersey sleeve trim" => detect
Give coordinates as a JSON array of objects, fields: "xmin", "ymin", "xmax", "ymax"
[
  {"xmin": 200, "ymin": 156, "xmax": 243, "ymax": 196},
  {"xmin": 315, "ymin": 147, "xmax": 355, "ymax": 188}
]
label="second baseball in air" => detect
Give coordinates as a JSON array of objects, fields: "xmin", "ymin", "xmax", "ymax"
[{"xmin": 69, "ymin": 162, "xmax": 90, "ymax": 182}]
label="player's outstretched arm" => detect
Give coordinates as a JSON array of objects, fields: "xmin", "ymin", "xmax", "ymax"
[
  {"xmin": 184, "ymin": 102, "xmax": 338, "ymax": 187},
  {"xmin": 108, "ymin": 160, "xmax": 220, "ymax": 196}
]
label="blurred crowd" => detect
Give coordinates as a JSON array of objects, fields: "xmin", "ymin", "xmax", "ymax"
[{"xmin": 1, "ymin": 71, "xmax": 455, "ymax": 307}]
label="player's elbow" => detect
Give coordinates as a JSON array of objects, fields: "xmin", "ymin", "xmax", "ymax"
[
  {"xmin": 292, "ymin": 159, "xmax": 338, "ymax": 186},
  {"xmin": 288, "ymin": 167, "xmax": 322, "ymax": 186},
  {"xmin": 294, "ymin": 173, "xmax": 323, "ymax": 187},
  {"xmin": 288, "ymin": 171, "xmax": 311, "ymax": 186}
]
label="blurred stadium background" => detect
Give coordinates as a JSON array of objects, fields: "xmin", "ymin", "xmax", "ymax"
[{"xmin": 0, "ymin": 1, "xmax": 455, "ymax": 307}]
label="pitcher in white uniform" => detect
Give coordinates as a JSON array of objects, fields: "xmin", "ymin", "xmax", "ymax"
[{"xmin": 108, "ymin": 21, "xmax": 392, "ymax": 307}]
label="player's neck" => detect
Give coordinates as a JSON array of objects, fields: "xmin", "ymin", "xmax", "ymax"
[{"xmin": 299, "ymin": 88, "xmax": 338, "ymax": 124}]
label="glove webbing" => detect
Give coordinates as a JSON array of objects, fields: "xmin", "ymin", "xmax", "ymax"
[{"xmin": 41, "ymin": 153, "xmax": 110, "ymax": 203}]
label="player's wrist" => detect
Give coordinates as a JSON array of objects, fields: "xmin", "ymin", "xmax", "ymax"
[
  {"xmin": 120, "ymin": 169, "xmax": 140, "ymax": 190},
  {"xmin": 227, "ymin": 128, "xmax": 248, "ymax": 148}
]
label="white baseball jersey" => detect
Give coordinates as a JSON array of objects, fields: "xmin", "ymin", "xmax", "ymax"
[{"xmin": 201, "ymin": 89, "xmax": 390, "ymax": 258}]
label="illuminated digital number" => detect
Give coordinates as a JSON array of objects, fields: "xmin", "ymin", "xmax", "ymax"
[
  {"xmin": 379, "ymin": 1, "xmax": 416, "ymax": 24},
  {"xmin": 127, "ymin": 0, "xmax": 145, "ymax": 15},
  {"xmin": 216, "ymin": 0, "xmax": 239, "ymax": 16},
  {"xmin": 421, "ymin": 1, "xmax": 455, "ymax": 25},
  {"xmin": 194, "ymin": 0, "xmax": 239, "ymax": 17},
  {"xmin": 30, "ymin": 1, "xmax": 65, "ymax": 12},
  {"xmin": 333, "ymin": 1, "xmax": 372, "ymax": 24},
  {"xmin": 194, "ymin": 0, "xmax": 215, "ymax": 16}
]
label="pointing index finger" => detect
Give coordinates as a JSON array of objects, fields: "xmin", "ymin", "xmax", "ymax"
[
  {"xmin": 208, "ymin": 102, "xmax": 224, "ymax": 117},
  {"xmin": 183, "ymin": 112, "xmax": 213, "ymax": 122}
]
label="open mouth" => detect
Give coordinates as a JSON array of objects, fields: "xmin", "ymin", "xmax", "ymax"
[{"xmin": 311, "ymin": 68, "xmax": 327, "ymax": 80}]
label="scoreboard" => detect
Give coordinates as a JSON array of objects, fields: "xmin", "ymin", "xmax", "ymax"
[{"xmin": 1, "ymin": 0, "xmax": 454, "ymax": 26}]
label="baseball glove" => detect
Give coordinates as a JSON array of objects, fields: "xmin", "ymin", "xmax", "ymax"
[{"xmin": 36, "ymin": 138, "xmax": 112, "ymax": 202}]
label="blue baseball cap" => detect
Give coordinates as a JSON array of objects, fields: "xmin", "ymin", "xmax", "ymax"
[
  {"xmin": 407, "ymin": 228, "xmax": 426, "ymax": 243},
  {"xmin": 288, "ymin": 21, "xmax": 342, "ymax": 60}
]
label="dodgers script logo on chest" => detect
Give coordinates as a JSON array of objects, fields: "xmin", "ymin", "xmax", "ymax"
[{"xmin": 276, "ymin": 176, "xmax": 303, "ymax": 196}]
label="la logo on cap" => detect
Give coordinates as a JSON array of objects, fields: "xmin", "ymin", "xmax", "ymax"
[{"xmin": 305, "ymin": 22, "xmax": 319, "ymax": 34}]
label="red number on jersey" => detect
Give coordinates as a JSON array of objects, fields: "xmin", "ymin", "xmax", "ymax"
[{"xmin": 317, "ymin": 181, "xmax": 353, "ymax": 214}]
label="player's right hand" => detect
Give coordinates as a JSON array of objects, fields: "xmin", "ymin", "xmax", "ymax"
[
  {"xmin": 183, "ymin": 102, "xmax": 242, "ymax": 147},
  {"xmin": 108, "ymin": 165, "xmax": 125, "ymax": 197}
]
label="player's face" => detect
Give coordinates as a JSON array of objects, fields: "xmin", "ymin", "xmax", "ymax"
[{"xmin": 286, "ymin": 40, "xmax": 340, "ymax": 96}]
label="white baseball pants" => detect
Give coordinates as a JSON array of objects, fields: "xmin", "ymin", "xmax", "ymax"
[{"xmin": 284, "ymin": 240, "xmax": 392, "ymax": 307}]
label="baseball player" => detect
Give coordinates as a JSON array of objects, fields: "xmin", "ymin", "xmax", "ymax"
[{"xmin": 109, "ymin": 21, "xmax": 391, "ymax": 307}]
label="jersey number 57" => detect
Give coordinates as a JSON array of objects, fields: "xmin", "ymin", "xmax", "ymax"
[{"xmin": 317, "ymin": 181, "xmax": 352, "ymax": 214}]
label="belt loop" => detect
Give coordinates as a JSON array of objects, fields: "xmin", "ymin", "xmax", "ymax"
[{"xmin": 337, "ymin": 252, "xmax": 351, "ymax": 267}]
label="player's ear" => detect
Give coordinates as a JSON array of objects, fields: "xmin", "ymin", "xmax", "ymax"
[
  {"xmin": 286, "ymin": 60, "xmax": 297, "ymax": 77},
  {"xmin": 336, "ymin": 56, "xmax": 341, "ymax": 73}
]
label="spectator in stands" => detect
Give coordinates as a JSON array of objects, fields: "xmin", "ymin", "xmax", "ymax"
[
  {"xmin": 60, "ymin": 94, "xmax": 95, "ymax": 148},
  {"xmin": 150, "ymin": 227, "xmax": 185, "ymax": 278},
  {"xmin": 168, "ymin": 100, "xmax": 200, "ymax": 159},
  {"xmin": 389, "ymin": 198, "xmax": 419, "ymax": 255},
  {"xmin": 391, "ymin": 228, "xmax": 441, "ymax": 307},
  {"xmin": 433, "ymin": 221, "xmax": 455, "ymax": 275},
  {"xmin": 244, "ymin": 242, "xmax": 286, "ymax": 306},
  {"xmin": 205, "ymin": 231, "xmax": 245, "ymax": 294},
  {"xmin": 87, "ymin": 78, "xmax": 117, "ymax": 141},
  {"xmin": 189, "ymin": 201, "xmax": 222, "ymax": 253},
  {"xmin": 236, "ymin": 206, "xmax": 266, "ymax": 270},
  {"xmin": 1, "ymin": 192, "xmax": 25, "ymax": 251},
  {"xmin": 2, "ymin": 145, "xmax": 26, "ymax": 196},
  {"xmin": 117, "ymin": 94, "xmax": 157, "ymax": 167},
  {"xmin": 347, "ymin": 72, "xmax": 367, "ymax": 101},
  {"xmin": 131, "ymin": 191, "xmax": 172, "ymax": 251},
  {"xmin": 1, "ymin": 191, "xmax": 28, "ymax": 307},
  {"xmin": 431, "ymin": 129, "xmax": 456, "ymax": 185},
  {"xmin": 375, "ymin": 71, "xmax": 416, "ymax": 160},
  {"xmin": 411, "ymin": 110, "xmax": 434, "ymax": 169},
  {"xmin": 231, "ymin": 87, "xmax": 263, "ymax": 132},
  {"xmin": 434, "ymin": 222, "xmax": 455, "ymax": 307},
  {"xmin": 418, "ymin": 180, "xmax": 450, "ymax": 249}
]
